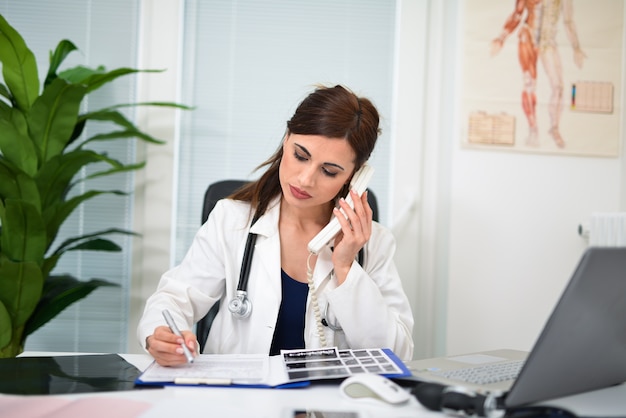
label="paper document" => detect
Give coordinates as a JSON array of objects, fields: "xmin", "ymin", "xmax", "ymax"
[
  {"xmin": 135, "ymin": 347, "xmax": 410, "ymax": 388},
  {"xmin": 138, "ymin": 353, "xmax": 272, "ymax": 385}
]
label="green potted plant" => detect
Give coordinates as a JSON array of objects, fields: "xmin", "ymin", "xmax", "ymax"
[{"xmin": 0, "ymin": 14, "xmax": 187, "ymax": 357}]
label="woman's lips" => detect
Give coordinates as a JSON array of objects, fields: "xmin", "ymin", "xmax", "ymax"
[{"xmin": 290, "ymin": 185, "xmax": 311, "ymax": 199}]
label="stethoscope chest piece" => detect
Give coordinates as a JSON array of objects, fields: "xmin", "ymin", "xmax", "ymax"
[
  {"xmin": 229, "ymin": 216, "xmax": 259, "ymax": 319},
  {"xmin": 228, "ymin": 289, "xmax": 252, "ymax": 319}
]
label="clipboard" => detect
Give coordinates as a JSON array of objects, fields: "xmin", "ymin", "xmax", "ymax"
[{"xmin": 135, "ymin": 347, "xmax": 410, "ymax": 388}]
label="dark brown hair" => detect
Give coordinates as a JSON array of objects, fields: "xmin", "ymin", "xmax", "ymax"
[{"xmin": 231, "ymin": 84, "xmax": 381, "ymax": 220}]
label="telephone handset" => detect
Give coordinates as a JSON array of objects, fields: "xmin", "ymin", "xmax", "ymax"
[{"xmin": 307, "ymin": 163, "xmax": 375, "ymax": 255}]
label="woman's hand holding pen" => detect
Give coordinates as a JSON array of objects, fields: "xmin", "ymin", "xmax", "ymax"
[
  {"xmin": 332, "ymin": 189, "xmax": 372, "ymax": 285},
  {"xmin": 146, "ymin": 326, "xmax": 198, "ymax": 366}
]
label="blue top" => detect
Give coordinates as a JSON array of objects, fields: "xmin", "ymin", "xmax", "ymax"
[{"xmin": 269, "ymin": 269, "xmax": 308, "ymax": 355}]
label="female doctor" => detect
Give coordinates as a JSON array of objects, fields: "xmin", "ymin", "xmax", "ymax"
[{"xmin": 137, "ymin": 85, "xmax": 414, "ymax": 365}]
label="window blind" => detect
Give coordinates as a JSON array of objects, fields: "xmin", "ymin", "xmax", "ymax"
[
  {"xmin": 2, "ymin": 0, "xmax": 140, "ymax": 353},
  {"xmin": 175, "ymin": 0, "xmax": 397, "ymax": 264}
]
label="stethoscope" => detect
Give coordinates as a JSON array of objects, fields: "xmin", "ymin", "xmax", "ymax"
[
  {"xmin": 226, "ymin": 216, "xmax": 259, "ymax": 319},
  {"xmin": 227, "ymin": 216, "xmax": 362, "ymax": 332}
]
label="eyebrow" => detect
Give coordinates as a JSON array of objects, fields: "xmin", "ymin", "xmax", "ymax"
[{"xmin": 294, "ymin": 143, "xmax": 346, "ymax": 171}]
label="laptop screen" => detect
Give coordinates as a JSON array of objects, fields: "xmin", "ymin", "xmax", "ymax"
[{"xmin": 505, "ymin": 247, "xmax": 626, "ymax": 407}]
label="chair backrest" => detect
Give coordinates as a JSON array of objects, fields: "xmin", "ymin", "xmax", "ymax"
[
  {"xmin": 196, "ymin": 180, "xmax": 379, "ymax": 352},
  {"xmin": 201, "ymin": 180, "xmax": 248, "ymax": 224}
]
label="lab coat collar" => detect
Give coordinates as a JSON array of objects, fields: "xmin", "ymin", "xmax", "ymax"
[
  {"xmin": 249, "ymin": 196, "xmax": 280, "ymax": 238},
  {"xmin": 246, "ymin": 197, "xmax": 282, "ymax": 299},
  {"xmin": 312, "ymin": 248, "xmax": 335, "ymax": 286}
]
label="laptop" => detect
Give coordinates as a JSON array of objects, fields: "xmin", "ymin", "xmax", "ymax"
[{"xmin": 401, "ymin": 247, "xmax": 626, "ymax": 409}]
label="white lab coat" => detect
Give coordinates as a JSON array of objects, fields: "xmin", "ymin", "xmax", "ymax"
[{"xmin": 137, "ymin": 197, "xmax": 414, "ymax": 361}]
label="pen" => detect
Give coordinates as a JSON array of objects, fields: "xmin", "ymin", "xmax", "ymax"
[{"xmin": 162, "ymin": 309, "xmax": 195, "ymax": 363}]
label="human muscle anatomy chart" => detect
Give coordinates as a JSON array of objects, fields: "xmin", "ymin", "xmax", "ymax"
[{"xmin": 462, "ymin": 0, "xmax": 623, "ymax": 156}]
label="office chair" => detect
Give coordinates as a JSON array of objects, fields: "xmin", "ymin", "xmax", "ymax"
[{"xmin": 196, "ymin": 180, "xmax": 379, "ymax": 353}]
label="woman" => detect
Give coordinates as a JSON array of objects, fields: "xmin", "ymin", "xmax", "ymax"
[{"xmin": 137, "ymin": 85, "xmax": 414, "ymax": 365}]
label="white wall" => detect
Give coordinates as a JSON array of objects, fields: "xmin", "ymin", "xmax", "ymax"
[
  {"xmin": 443, "ymin": 0, "xmax": 625, "ymax": 355},
  {"xmin": 446, "ymin": 151, "xmax": 622, "ymax": 355},
  {"xmin": 391, "ymin": 0, "xmax": 625, "ymax": 358},
  {"xmin": 129, "ymin": 0, "xmax": 626, "ymax": 358}
]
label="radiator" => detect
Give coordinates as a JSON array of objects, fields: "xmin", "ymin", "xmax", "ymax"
[{"xmin": 579, "ymin": 213, "xmax": 626, "ymax": 247}]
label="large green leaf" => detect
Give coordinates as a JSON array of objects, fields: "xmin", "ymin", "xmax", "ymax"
[
  {"xmin": 44, "ymin": 39, "xmax": 78, "ymax": 88},
  {"xmin": 59, "ymin": 66, "xmax": 159, "ymax": 93},
  {"xmin": 0, "ymin": 14, "xmax": 39, "ymax": 111},
  {"xmin": 0, "ymin": 82, "xmax": 10, "ymax": 102},
  {"xmin": 51, "ymin": 228, "xmax": 136, "ymax": 255},
  {"xmin": 108, "ymin": 101, "xmax": 193, "ymax": 110},
  {"xmin": 0, "ymin": 301, "xmax": 11, "ymax": 348},
  {"xmin": 66, "ymin": 238, "xmax": 122, "ymax": 252},
  {"xmin": 35, "ymin": 149, "xmax": 123, "ymax": 209},
  {"xmin": 8, "ymin": 104, "xmax": 29, "ymax": 133},
  {"xmin": 0, "ymin": 161, "xmax": 41, "ymax": 210},
  {"xmin": 0, "ymin": 97, "xmax": 10, "ymax": 118},
  {"xmin": 85, "ymin": 161, "xmax": 145, "ymax": 180},
  {"xmin": 77, "ymin": 109, "xmax": 165, "ymax": 145},
  {"xmin": 23, "ymin": 275, "xmax": 118, "ymax": 337},
  {"xmin": 79, "ymin": 102, "xmax": 193, "ymax": 126},
  {"xmin": 80, "ymin": 108, "xmax": 137, "ymax": 129},
  {"xmin": 43, "ymin": 228, "xmax": 137, "ymax": 276},
  {"xmin": 15, "ymin": 172, "xmax": 41, "ymax": 211},
  {"xmin": 66, "ymin": 118, "xmax": 86, "ymax": 146},
  {"xmin": 28, "ymin": 78, "xmax": 87, "ymax": 162},
  {"xmin": 0, "ymin": 158, "xmax": 20, "ymax": 200},
  {"xmin": 0, "ymin": 109, "xmax": 39, "ymax": 175},
  {"xmin": 42, "ymin": 190, "xmax": 127, "ymax": 250},
  {"xmin": 0, "ymin": 256, "xmax": 44, "ymax": 328},
  {"xmin": 42, "ymin": 239, "xmax": 121, "ymax": 278},
  {"xmin": 84, "ymin": 129, "xmax": 165, "ymax": 146},
  {"xmin": 0, "ymin": 199, "xmax": 46, "ymax": 263}
]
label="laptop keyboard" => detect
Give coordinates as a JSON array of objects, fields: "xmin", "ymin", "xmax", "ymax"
[{"xmin": 431, "ymin": 360, "xmax": 525, "ymax": 385}]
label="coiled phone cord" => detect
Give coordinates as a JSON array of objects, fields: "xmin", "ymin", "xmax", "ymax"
[{"xmin": 306, "ymin": 252, "xmax": 328, "ymax": 347}]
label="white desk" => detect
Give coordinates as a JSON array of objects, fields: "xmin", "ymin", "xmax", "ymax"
[
  {"xmin": 6, "ymin": 352, "xmax": 438, "ymax": 418},
  {"xmin": 116, "ymin": 353, "xmax": 436, "ymax": 418},
  {"xmin": 6, "ymin": 352, "xmax": 626, "ymax": 418}
]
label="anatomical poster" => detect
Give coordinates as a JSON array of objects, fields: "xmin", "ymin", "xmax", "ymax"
[{"xmin": 461, "ymin": 0, "xmax": 624, "ymax": 157}]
